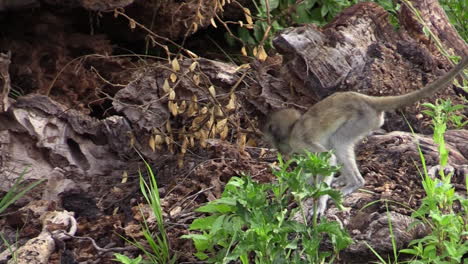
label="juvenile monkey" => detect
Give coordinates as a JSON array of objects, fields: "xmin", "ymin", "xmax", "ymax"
[{"xmin": 264, "ymin": 58, "xmax": 468, "ymax": 215}]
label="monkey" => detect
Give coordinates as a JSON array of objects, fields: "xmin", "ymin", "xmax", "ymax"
[{"xmin": 263, "ymin": 57, "xmax": 468, "ymax": 216}]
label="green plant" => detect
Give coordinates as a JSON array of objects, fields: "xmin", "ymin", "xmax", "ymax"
[
  {"xmin": 182, "ymin": 151, "xmax": 351, "ymax": 263},
  {"xmin": 422, "ymin": 99, "xmax": 467, "ymax": 130},
  {"xmin": 115, "ymin": 159, "xmax": 176, "ymax": 264},
  {"xmin": 0, "ymin": 168, "xmax": 44, "ymax": 263},
  {"xmin": 0, "ymin": 231, "xmax": 19, "ymax": 263},
  {"xmin": 439, "ymin": 0, "xmax": 467, "ymax": 42},
  {"xmin": 113, "ymin": 253, "xmax": 143, "ymax": 264},
  {"xmin": 399, "ymin": 101, "xmax": 468, "ymax": 263},
  {"xmin": 0, "ymin": 168, "xmax": 45, "ymax": 214}
]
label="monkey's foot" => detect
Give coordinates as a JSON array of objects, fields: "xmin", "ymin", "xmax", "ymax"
[
  {"xmin": 291, "ymin": 197, "xmax": 328, "ymax": 224},
  {"xmin": 427, "ymin": 164, "xmax": 468, "ymax": 182},
  {"xmin": 291, "ymin": 204, "xmax": 311, "ymax": 224},
  {"xmin": 332, "ymin": 175, "xmax": 346, "ymax": 188},
  {"xmin": 340, "ymin": 183, "xmax": 363, "ymax": 196}
]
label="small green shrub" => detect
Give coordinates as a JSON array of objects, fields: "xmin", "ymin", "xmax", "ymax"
[
  {"xmin": 182, "ymin": 151, "xmax": 351, "ymax": 263},
  {"xmin": 113, "ymin": 254, "xmax": 142, "ymax": 264},
  {"xmin": 0, "ymin": 168, "xmax": 45, "ymax": 214},
  {"xmin": 422, "ymin": 99, "xmax": 467, "ymax": 130},
  {"xmin": 399, "ymin": 99, "xmax": 468, "ymax": 263},
  {"xmin": 114, "ymin": 159, "xmax": 177, "ymax": 264},
  {"xmin": 439, "ymin": 0, "xmax": 467, "ymax": 41}
]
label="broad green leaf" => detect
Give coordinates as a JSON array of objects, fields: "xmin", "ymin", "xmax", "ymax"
[
  {"xmin": 196, "ymin": 199, "xmax": 236, "ymax": 213},
  {"xmin": 194, "ymin": 252, "xmax": 209, "ymax": 260},
  {"xmin": 189, "ymin": 215, "xmax": 218, "ymax": 230},
  {"xmin": 321, "ymin": 5, "xmax": 328, "ymax": 18}
]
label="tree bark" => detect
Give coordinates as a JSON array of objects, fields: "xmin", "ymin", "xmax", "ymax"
[{"xmin": 400, "ymin": 0, "xmax": 468, "ymax": 58}]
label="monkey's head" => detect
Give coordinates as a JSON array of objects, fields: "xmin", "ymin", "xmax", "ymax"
[{"xmin": 262, "ymin": 108, "xmax": 301, "ymax": 154}]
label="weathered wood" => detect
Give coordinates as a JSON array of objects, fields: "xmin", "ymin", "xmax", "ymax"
[
  {"xmin": 0, "ymin": 95, "xmax": 130, "ymax": 190},
  {"xmin": 0, "ymin": 52, "xmax": 11, "ymax": 112},
  {"xmin": 400, "ymin": 0, "xmax": 468, "ymax": 58}
]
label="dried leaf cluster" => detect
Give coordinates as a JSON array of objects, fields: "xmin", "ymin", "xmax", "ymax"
[{"xmin": 146, "ymin": 57, "xmax": 250, "ymax": 167}]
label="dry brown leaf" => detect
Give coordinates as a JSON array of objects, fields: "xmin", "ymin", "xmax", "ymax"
[
  {"xmin": 179, "ymin": 100, "xmax": 187, "ymax": 114},
  {"xmin": 177, "ymin": 156, "xmax": 184, "ymax": 168},
  {"xmin": 189, "ymin": 61, "xmax": 198, "ymax": 72},
  {"xmin": 169, "ymin": 101, "xmax": 178, "ymax": 116},
  {"xmin": 168, "ymin": 89, "xmax": 175, "ymax": 101},
  {"xmin": 149, "ymin": 135, "xmax": 156, "ymax": 152},
  {"xmin": 216, "ymin": 118, "xmax": 228, "ymax": 133},
  {"xmin": 193, "ymin": 74, "xmax": 200, "ymax": 85},
  {"xmin": 166, "ymin": 121, "xmax": 172, "ymax": 133},
  {"xmin": 257, "ymin": 45, "xmax": 268, "ymax": 61},
  {"xmin": 208, "ymin": 85, "xmax": 216, "ymax": 97},
  {"xmin": 210, "ymin": 18, "xmax": 217, "ymax": 28},
  {"xmin": 200, "ymin": 130, "xmax": 207, "ymax": 148},
  {"xmin": 181, "ymin": 136, "xmax": 189, "ymax": 154},
  {"xmin": 220, "ymin": 125, "xmax": 229, "ymax": 140},
  {"xmin": 243, "ymin": 8, "xmax": 253, "ymax": 25},
  {"xmin": 226, "ymin": 94, "xmax": 236, "ymax": 111},
  {"xmin": 129, "ymin": 19, "xmax": 136, "ymax": 29},
  {"xmin": 237, "ymin": 133, "xmax": 246, "ymax": 151},
  {"xmin": 155, "ymin": 134, "xmax": 163, "ymax": 150},
  {"xmin": 121, "ymin": 171, "xmax": 128, "ymax": 184},
  {"xmin": 170, "ymin": 73, "xmax": 177, "ymax": 82},
  {"xmin": 241, "ymin": 46, "xmax": 247, "ymax": 56},
  {"xmin": 172, "ymin": 58, "xmax": 180, "ymax": 72},
  {"xmin": 214, "ymin": 105, "xmax": 223, "ymax": 117},
  {"xmin": 163, "ymin": 79, "xmax": 171, "ymax": 93}
]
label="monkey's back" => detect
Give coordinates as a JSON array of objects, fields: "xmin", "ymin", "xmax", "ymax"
[{"xmin": 291, "ymin": 92, "xmax": 383, "ymax": 148}]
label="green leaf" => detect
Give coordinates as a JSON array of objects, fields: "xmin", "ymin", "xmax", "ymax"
[
  {"xmin": 302, "ymin": 0, "xmax": 317, "ymax": 9},
  {"xmin": 400, "ymin": 248, "xmax": 419, "ymax": 255},
  {"xmin": 194, "ymin": 252, "xmax": 209, "ymax": 260},
  {"xmin": 264, "ymin": 0, "xmax": 280, "ymax": 11},
  {"xmin": 189, "ymin": 215, "xmax": 218, "ymax": 230},
  {"xmin": 422, "ymin": 102, "xmax": 436, "ymax": 109},
  {"xmin": 196, "ymin": 199, "xmax": 236, "ymax": 213},
  {"xmin": 211, "ymin": 215, "xmax": 226, "ymax": 234},
  {"xmin": 113, "ymin": 253, "xmax": 142, "ymax": 264},
  {"xmin": 447, "ymin": 104, "xmax": 465, "ymax": 111},
  {"xmin": 321, "ymin": 5, "xmax": 329, "ymax": 18},
  {"xmin": 253, "ymin": 22, "xmax": 266, "ymax": 43},
  {"xmin": 422, "ymin": 26, "xmax": 430, "ymax": 37},
  {"xmin": 294, "ymin": 6, "xmax": 313, "ymax": 24},
  {"xmin": 181, "ymin": 233, "xmax": 211, "ymax": 251},
  {"xmin": 237, "ymin": 28, "xmax": 256, "ymax": 46}
]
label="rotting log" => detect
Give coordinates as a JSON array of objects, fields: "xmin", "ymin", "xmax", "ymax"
[{"xmin": 400, "ymin": 0, "xmax": 468, "ymax": 58}]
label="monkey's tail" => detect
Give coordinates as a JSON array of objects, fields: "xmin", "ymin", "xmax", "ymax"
[{"xmin": 368, "ymin": 57, "xmax": 468, "ymax": 112}]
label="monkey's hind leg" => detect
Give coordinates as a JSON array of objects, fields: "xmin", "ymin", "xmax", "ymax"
[
  {"xmin": 308, "ymin": 153, "xmax": 337, "ymax": 218},
  {"xmin": 334, "ymin": 143, "xmax": 365, "ymax": 196}
]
